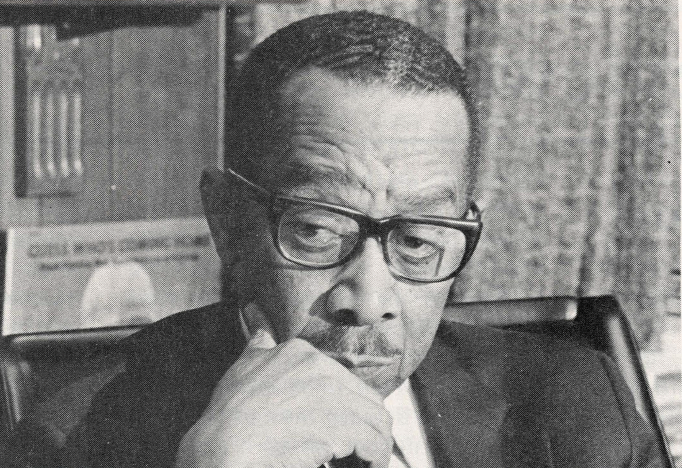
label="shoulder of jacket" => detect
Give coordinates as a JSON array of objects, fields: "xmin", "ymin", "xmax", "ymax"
[
  {"xmin": 435, "ymin": 320, "xmax": 616, "ymax": 394},
  {"xmin": 121, "ymin": 301, "xmax": 240, "ymax": 376}
]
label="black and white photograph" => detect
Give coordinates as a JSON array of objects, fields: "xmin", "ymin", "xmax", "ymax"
[{"xmin": 0, "ymin": 1, "xmax": 679, "ymax": 467}]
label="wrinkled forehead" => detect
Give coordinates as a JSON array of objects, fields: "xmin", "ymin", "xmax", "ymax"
[{"xmin": 258, "ymin": 69, "xmax": 470, "ymax": 215}]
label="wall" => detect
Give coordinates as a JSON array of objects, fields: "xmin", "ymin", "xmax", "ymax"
[
  {"xmin": 0, "ymin": 8, "xmax": 221, "ymax": 228},
  {"xmin": 0, "ymin": 26, "xmax": 39, "ymax": 227}
]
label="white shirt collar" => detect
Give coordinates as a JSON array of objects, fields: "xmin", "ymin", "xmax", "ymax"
[{"xmin": 384, "ymin": 379, "xmax": 435, "ymax": 468}]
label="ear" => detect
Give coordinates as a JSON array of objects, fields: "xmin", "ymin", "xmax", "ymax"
[
  {"xmin": 467, "ymin": 199, "xmax": 486, "ymax": 219},
  {"xmin": 200, "ymin": 168, "xmax": 237, "ymax": 266}
]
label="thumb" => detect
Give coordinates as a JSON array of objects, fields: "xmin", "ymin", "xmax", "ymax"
[{"xmin": 243, "ymin": 302, "xmax": 277, "ymax": 349}]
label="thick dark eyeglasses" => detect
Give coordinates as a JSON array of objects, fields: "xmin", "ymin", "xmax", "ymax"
[{"xmin": 227, "ymin": 168, "xmax": 482, "ymax": 283}]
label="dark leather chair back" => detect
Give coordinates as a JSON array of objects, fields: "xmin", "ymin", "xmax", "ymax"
[
  {"xmin": 446, "ymin": 295, "xmax": 675, "ymax": 468},
  {"xmin": 0, "ymin": 327, "xmax": 137, "ymax": 458},
  {"xmin": 0, "ymin": 344, "xmax": 33, "ymax": 440}
]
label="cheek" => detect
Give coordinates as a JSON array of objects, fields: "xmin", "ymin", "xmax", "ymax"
[
  {"xmin": 240, "ymin": 234, "xmax": 332, "ymax": 341},
  {"xmin": 398, "ymin": 282, "xmax": 450, "ymax": 376},
  {"xmin": 263, "ymin": 270, "xmax": 327, "ymax": 340}
]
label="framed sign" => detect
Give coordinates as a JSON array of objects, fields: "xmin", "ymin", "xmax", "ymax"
[{"xmin": 2, "ymin": 217, "xmax": 221, "ymax": 335}]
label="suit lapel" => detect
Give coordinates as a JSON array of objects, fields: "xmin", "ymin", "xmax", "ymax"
[{"xmin": 411, "ymin": 323, "xmax": 510, "ymax": 468}]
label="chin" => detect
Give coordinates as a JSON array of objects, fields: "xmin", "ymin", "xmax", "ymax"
[{"xmin": 350, "ymin": 363, "xmax": 404, "ymax": 398}]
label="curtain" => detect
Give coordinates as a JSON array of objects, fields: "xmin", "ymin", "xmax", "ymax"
[
  {"xmin": 231, "ymin": 0, "xmax": 679, "ymax": 349},
  {"xmin": 461, "ymin": 0, "xmax": 679, "ymax": 348}
]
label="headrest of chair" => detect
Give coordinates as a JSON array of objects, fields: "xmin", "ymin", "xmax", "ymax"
[
  {"xmin": 444, "ymin": 296, "xmax": 578, "ymax": 326},
  {"xmin": 0, "ymin": 345, "xmax": 33, "ymax": 434}
]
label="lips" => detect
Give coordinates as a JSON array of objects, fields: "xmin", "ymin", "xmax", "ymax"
[{"xmin": 323, "ymin": 351, "xmax": 399, "ymax": 368}]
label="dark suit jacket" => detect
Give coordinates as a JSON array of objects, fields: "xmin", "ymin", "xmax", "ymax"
[{"xmin": 62, "ymin": 302, "xmax": 662, "ymax": 468}]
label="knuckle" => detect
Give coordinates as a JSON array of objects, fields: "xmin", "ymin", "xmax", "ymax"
[
  {"xmin": 356, "ymin": 432, "xmax": 391, "ymax": 464},
  {"xmin": 288, "ymin": 337, "xmax": 315, "ymax": 352},
  {"xmin": 274, "ymin": 338, "xmax": 312, "ymax": 359},
  {"xmin": 332, "ymin": 439, "xmax": 355, "ymax": 459},
  {"xmin": 295, "ymin": 353, "xmax": 330, "ymax": 376}
]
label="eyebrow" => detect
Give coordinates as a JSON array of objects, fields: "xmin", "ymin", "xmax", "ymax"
[
  {"xmin": 389, "ymin": 185, "xmax": 460, "ymax": 214},
  {"xmin": 276, "ymin": 161, "xmax": 366, "ymax": 196},
  {"xmin": 275, "ymin": 161, "xmax": 462, "ymax": 214}
]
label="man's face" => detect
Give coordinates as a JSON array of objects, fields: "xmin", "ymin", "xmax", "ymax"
[{"xmin": 230, "ymin": 69, "xmax": 470, "ymax": 397}]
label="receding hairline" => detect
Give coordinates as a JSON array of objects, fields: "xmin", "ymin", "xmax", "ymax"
[
  {"xmin": 267, "ymin": 67, "xmax": 470, "ymax": 162},
  {"xmin": 278, "ymin": 66, "xmax": 467, "ymax": 105}
]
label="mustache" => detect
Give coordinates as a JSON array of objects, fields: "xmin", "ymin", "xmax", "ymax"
[{"xmin": 301, "ymin": 325, "xmax": 401, "ymax": 357}]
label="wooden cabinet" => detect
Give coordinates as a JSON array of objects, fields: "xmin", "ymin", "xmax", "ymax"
[{"xmin": 1, "ymin": 6, "xmax": 223, "ymax": 227}]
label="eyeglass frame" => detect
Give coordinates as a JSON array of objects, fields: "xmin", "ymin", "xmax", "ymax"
[{"xmin": 226, "ymin": 168, "xmax": 483, "ymax": 283}]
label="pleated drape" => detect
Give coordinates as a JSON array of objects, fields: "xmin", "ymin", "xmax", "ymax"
[{"xmin": 461, "ymin": 0, "xmax": 679, "ymax": 348}]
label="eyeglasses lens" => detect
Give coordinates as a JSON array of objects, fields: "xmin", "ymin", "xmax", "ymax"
[
  {"xmin": 386, "ymin": 223, "xmax": 466, "ymax": 281},
  {"xmin": 278, "ymin": 207, "xmax": 360, "ymax": 264}
]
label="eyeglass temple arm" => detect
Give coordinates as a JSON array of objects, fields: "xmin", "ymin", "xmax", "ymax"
[{"xmin": 227, "ymin": 168, "xmax": 271, "ymax": 201}]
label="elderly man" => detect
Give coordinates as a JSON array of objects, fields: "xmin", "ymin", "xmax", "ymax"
[{"xmin": 65, "ymin": 11, "xmax": 660, "ymax": 468}]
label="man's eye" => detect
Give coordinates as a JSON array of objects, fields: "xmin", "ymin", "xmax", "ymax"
[
  {"xmin": 287, "ymin": 222, "xmax": 343, "ymax": 253},
  {"xmin": 388, "ymin": 224, "xmax": 448, "ymax": 268},
  {"xmin": 395, "ymin": 235, "xmax": 439, "ymax": 259},
  {"xmin": 399, "ymin": 235, "xmax": 431, "ymax": 250},
  {"xmin": 294, "ymin": 223, "xmax": 338, "ymax": 243},
  {"xmin": 278, "ymin": 207, "xmax": 360, "ymax": 261}
]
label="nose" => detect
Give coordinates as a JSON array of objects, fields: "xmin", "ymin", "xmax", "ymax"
[{"xmin": 324, "ymin": 238, "xmax": 401, "ymax": 326}]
